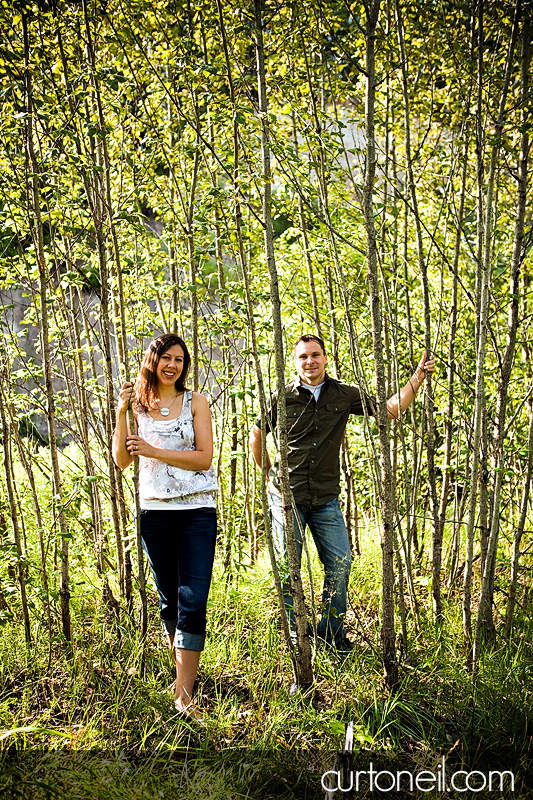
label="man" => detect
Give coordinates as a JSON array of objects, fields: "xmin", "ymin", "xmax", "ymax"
[{"xmin": 250, "ymin": 334, "xmax": 436, "ymax": 651}]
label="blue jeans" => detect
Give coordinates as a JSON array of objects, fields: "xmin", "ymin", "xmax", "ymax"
[
  {"xmin": 140, "ymin": 507, "xmax": 217, "ymax": 651},
  {"xmin": 268, "ymin": 492, "xmax": 351, "ymax": 645}
]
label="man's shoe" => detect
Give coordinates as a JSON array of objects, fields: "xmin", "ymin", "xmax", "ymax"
[
  {"xmin": 334, "ymin": 636, "xmax": 354, "ymax": 653},
  {"xmin": 317, "ymin": 633, "xmax": 354, "ymax": 652}
]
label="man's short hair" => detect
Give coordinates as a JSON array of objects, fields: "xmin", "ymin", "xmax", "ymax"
[{"xmin": 293, "ymin": 334, "xmax": 326, "ymax": 355}]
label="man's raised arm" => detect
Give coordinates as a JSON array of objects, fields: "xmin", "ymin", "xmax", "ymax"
[
  {"xmin": 250, "ymin": 424, "xmax": 273, "ymax": 475},
  {"xmin": 386, "ymin": 351, "xmax": 436, "ymax": 420}
]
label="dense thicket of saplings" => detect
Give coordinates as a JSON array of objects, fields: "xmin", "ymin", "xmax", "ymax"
[{"xmin": 0, "ymin": 0, "xmax": 532, "ymax": 789}]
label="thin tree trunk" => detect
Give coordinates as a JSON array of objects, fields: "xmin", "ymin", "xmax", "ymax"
[
  {"xmin": 505, "ymin": 399, "xmax": 533, "ymax": 639},
  {"xmin": 23, "ymin": 13, "xmax": 71, "ymax": 640},
  {"xmin": 8, "ymin": 406, "xmax": 52, "ymax": 637},
  {"xmin": 216, "ymin": 0, "xmax": 306, "ymax": 681},
  {"xmin": 463, "ymin": 0, "xmax": 487, "ymax": 655},
  {"xmin": 0, "ymin": 384, "xmax": 32, "ymax": 645},
  {"xmin": 186, "ymin": 144, "xmax": 201, "ymax": 390},
  {"xmin": 254, "ymin": 0, "xmax": 313, "ymax": 688},
  {"xmin": 290, "ymin": 111, "xmax": 322, "ymax": 338},
  {"xmin": 437, "ymin": 148, "xmax": 467, "ymax": 565},
  {"xmin": 435, "ymin": 11, "xmax": 475, "ymax": 570},
  {"xmin": 473, "ymin": 4, "xmax": 526, "ymax": 663},
  {"xmin": 362, "ymin": 0, "xmax": 397, "ymax": 688},
  {"xmin": 395, "ymin": 0, "xmax": 440, "ymax": 622},
  {"xmin": 83, "ymin": 19, "xmax": 123, "ymax": 617}
]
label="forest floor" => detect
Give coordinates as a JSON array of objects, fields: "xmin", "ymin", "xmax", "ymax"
[{"xmin": 0, "ymin": 529, "xmax": 532, "ymax": 799}]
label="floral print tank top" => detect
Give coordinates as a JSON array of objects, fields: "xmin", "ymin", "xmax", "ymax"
[{"xmin": 137, "ymin": 390, "xmax": 217, "ymax": 509}]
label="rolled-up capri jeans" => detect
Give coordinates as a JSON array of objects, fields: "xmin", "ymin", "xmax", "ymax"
[{"xmin": 140, "ymin": 507, "xmax": 217, "ymax": 651}]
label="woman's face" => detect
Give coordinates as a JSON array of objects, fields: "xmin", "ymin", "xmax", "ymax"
[{"xmin": 155, "ymin": 344, "xmax": 185, "ymax": 389}]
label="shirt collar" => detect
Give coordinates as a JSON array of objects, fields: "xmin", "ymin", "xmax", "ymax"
[{"xmin": 294, "ymin": 371, "xmax": 331, "ymax": 392}]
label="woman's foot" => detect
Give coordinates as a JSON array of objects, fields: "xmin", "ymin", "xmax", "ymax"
[
  {"xmin": 173, "ymin": 697, "xmax": 203, "ymax": 721},
  {"xmin": 173, "ymin": 647, "xmax": 201, "ymax": 714}
]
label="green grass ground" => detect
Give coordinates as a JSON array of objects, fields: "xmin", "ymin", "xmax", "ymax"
[{"xmin": 0, "ymin": 529, "xmax": 532, "ymax": 798}]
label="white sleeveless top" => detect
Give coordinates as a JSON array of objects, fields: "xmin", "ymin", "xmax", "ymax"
[{"xmin": 137, "ymin": 390, "xmax": 217, "ymax": 510}]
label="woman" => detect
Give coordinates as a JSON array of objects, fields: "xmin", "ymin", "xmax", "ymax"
[{"xmin": 112, "ymin": 333, "xmax": 217, "ymax": 717}]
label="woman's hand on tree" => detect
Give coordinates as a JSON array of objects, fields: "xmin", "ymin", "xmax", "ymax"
[
  {"xmin": 126, "ymin": 435, "xmax": 154, "ymax": 458},
  {"xmin": 117, "ymin": 382, "xmax": 134, "ymax": 414}
]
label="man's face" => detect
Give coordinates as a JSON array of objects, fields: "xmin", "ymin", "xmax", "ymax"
[{"xmin": 294, "ymin": 340, "xmax": 328, "ymax": 386}]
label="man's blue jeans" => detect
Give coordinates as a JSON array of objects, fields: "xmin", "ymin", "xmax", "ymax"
[{"xmin": 268, "ymin": 491, "xmax": 352, "ymax": 645}]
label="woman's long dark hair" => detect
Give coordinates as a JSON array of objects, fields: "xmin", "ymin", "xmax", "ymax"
[{"xmin": 134, "ymin": 333, "xmax": 191, "ymax": 412}]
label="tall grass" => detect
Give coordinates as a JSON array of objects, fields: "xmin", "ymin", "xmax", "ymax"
[{"xmin": 0, "ymin": 524, "xmax": 532, "ymax": 798}]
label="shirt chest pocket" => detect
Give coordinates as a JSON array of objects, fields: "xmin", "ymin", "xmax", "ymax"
[
  {"xmin": 322, "ymin": 400, "xmax": 351, "ymax": 425},
  {"xmin": 324, "ymin": 400, "xmax": 350, "ymax": 414},
  {"xmin": 286, "ymin": 402, "xmax": 313, "ymax": 434}
]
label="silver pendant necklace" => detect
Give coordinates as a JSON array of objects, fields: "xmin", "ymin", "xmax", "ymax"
[{"xmin": 159, "ymin": 393, "xmax": 179, "ymax": 417}]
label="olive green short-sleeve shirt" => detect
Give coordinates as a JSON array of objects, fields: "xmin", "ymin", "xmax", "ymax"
[{"xmin": 255, "ymin": 374, "xmax": 376, "ymax": 507}]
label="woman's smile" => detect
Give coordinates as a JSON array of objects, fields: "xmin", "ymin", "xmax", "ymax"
[{"xmin": 156, "ymin": 344, "xmax": 185, "ymax": 385}]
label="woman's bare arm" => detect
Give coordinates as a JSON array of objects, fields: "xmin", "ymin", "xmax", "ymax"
[{"xmin": 112, "ymin": 382, "xmax": 134, "ymax": 469}]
